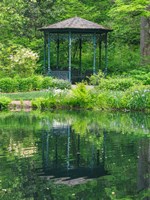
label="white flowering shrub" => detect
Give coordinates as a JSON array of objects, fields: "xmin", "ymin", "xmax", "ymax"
[
  {"xmin": 9, "ymin": 47, "xmax": 39, "ymax": 77},
  {"xmin": 0, "ymin": 44, "xmax": 38, "ymax": 77}
]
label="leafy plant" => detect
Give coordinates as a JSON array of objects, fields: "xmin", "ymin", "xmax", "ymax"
[
  {"xmin": 52, "ymin": 79, "xmax": 71, "ymax": 90},
  {"xmin": 100, "ymin": 78, "xmax": 141, "ymax": 91},
  {"xmin": 0, "ymin": 78, "xmax": 18, "ymax": 92},
  {"xmin": 123, "ymin": 85, "xmax": 150, "ymax": 111},
  {"xmin": 0, "ymin": 97, "xmax": 11, "ymax": 110},
  {"xmin": 70, "ymin": 83, "xmax": 92, "ymax": 108},
  {"xmin": 41, "ymin": 77, "xmax": 53, "ymax": 89}
]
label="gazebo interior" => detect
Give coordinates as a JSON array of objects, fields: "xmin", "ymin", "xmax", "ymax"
[{"xmin": 40, "ymin": 17, "xmax": 112, "ymax": 83}]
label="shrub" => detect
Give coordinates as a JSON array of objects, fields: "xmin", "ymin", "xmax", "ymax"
[
  {"xmin": 29, "ymin": 76, "xmax": 43, "ymax": 90},
  {"xmin": 0, "ymin": 44, "xmax": 38, "ymax": 78},
  {"xmin": 89, "ymin": 71, "xmax": 105, "ymax": 85},
  {"xmin": 89, "ymin": 71, "xmax": 142, "ymax": 91},
  {"xmin": 0, "ymin": 78, "xmax": 18, "ymax": 92},
  {"xmin": 131, "ymin": 73, "xmax": 150, "ymax": 85},
  {"xmin": 41, "ymin": 77, "xmax": 53, "ymax": 89},
  {"xmin": 123, "ymin": 85, "xmax": 150, "ymax": 111},
  {"xmin": 0, "ymin": 76, "xmax": 71, "ymax": 93},
  {"xmin": 98, "ymin": 77, "xmax": 141, "ymax": 91},
  {"xmin": 9, "ymin": 47, "xmax": 38, "ymax": 77},
  {"xmin": 17, "ymin": 77, "xmax": 33, "ymax": 92},
  {"xmin": 0, "ymin": 97, "xmax": 11, "ymax": 110},
  {"xmin": 52, "ymin": 79, "xmax": 71, "ymax": 89}
]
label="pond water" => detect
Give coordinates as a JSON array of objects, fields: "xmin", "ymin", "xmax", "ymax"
[{"xmin": 0, "ymin": 111, "xmax": 149, "ymax": 200}]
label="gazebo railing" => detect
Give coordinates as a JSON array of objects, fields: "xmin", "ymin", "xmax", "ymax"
[
  {"xmin": 50, "ymin": 69, "xmax": 93, "ymax": 83},
  {"xmin": 51, "ymin": 70, "xmax": 69, "ymax": 80}
]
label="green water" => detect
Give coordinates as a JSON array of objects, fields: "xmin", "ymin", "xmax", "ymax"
[{"xmin": 0, "ymin": 111, "xmax": 149, "ymax": 200}]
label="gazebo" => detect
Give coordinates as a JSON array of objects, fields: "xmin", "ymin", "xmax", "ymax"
[{"xmin": 40, "ymin": 17, "xmax": 112, "ymax": 82}]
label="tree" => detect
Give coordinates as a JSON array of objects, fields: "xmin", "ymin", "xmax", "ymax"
[{"xmin": 109, "ymin": 0, "xmax": 150, "ymax": 64}]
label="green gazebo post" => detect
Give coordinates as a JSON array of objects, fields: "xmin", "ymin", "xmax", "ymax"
[
  {"xmin": 43, "ymin": 32, "xmax": 46, "ymax": 74},
  {"xmin": 93, "ymin": 33, "xmax": 97, "ymax": 75},
  {"xmin": 48, "ymin": 33, "xmax": 51, "ymax": 75},
  {"xmin": 40, "ymin": 17, "xmax": 112, "ymax": 82},
  {"xmin": 56, "ymin": 34, "xmax": 60, "ymax": 69},
  {"xmin": 104, "ymin": 33, "xmax": 108, "ymax": 75},
  {"xmin": 98, "ymin": 34, "xmax": 102, "ymax": 70},
  {"xmin": 68, "ymin": 32, "xmax": 72, "ymax": 82},
  {"xmin": 79, "ymin": 35, "xmax": 82, "ymax": 77}
]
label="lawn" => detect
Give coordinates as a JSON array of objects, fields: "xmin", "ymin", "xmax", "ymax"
[{"xmin": 0, "ymin": 90, "xmax": 53, "ymax": 100}]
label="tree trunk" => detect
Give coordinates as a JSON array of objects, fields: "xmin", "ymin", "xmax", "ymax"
[{"xmin": 140, "ymin": 6, "xmax": 150, "ymax": 63}]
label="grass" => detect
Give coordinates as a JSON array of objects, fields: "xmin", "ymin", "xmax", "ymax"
[{"xmin": 0, "ymin": 90, "xmax": 53, "ymax": 100}]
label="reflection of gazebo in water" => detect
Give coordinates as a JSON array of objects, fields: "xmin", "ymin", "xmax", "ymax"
[
  {"xmin": 39, "ymin": 122, "xmax": 107, "ymax": 185},
  {"xmin": 39, "ymin": 17, "xmax": 112, "ymax": 82}
]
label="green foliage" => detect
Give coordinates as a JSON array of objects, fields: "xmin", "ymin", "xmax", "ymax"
[
  {"xmin": 0, "ymin": 97, "xmax": 11, "ymax": 110},
  {"xmin": 108, "ymin": 0, "xmax": 149, "ymax": 45},
  {"xmin": 32, "ymin": 97, "xmax": 46, "ymax": 110},
  {"xmin": 52, "ymin": 78, "xmax": 71, "ymax": 89},
  {"xmin": 70, "ymin": 83, "xmax": 92, "ymax": 108},
  {"xmin": 123, "ymin": 85, "xmax": 150, "ymax": 110},
  {"xmin": 90, "ymin": 71, "xmax": 142, "ymax": 91},
  {"xmin": 29, "ymin": 76, "xmax": 43, "ymax": 90},
  {"xmin": 17, "ymin": 77, "xmax": 33, "ymax": 92},
  {"xmin": 128, "ymin": 70, "xmax": 150, "ymax": 85},
  {"xmin": 27, "ymin": 82, "xmax": 150, "ymax": 112},
  {"xmin": 93, "ymin": 91, "xmax": 109, "ymax": 109},
  {"xmin": 0, "ymin": 76, "xmax": 71, "ymax": 93},
  {"xmin": 89, "ymin": 71, "xmax": 105, "ymax": 85},
  {"xmin": 110, "ymin": 0, "xmax": 150, "ymax": 18},
  {"xmin": 0, "ymin": 0, "xmax": 149, "ymax": 77},
  {"xmin": 41, "ymin": 77, "xmax": 71, "ymax": 90},
  {"xmin": 0, "ymin": 91, "xmax": 53, "ymax": 100},
  {"xmin": 0, "ymin": 78, "xmax": 18, "ymax": 92},
  {"xmin": 98, "ymin": 78, "xmax": 141, "ymax": 91},
  {"xmin": 16, "ymin": 76, "xmax": 43, "ymax": 92},
  {"xmin": 10, "ymin": 47, "xmax": 39, "ymax": 77},
  {"xmin": 108, "ymin": 45, "xmax": 141, "ymax": 73},
  {"xmin": 41, "ymin": 77, "xmax": 53, "ymax": 89},
  {"xmin": 0, "ymin": 44, "xmax": 39, "ymax": 78}
]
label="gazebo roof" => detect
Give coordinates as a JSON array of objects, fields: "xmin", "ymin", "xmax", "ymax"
[{"xmin": 40, "ymin": 17, "xmax": 112, "ymax": 33}]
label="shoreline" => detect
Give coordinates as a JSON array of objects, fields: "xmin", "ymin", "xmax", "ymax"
[{"xmin": 9, "ymin": 100, "xmax": 149, "ymax": 113}]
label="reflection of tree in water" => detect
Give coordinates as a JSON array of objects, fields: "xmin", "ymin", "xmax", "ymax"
[
  {"xmin": 1, "ymin": 156, "xmax": 54, "ymax": 200},
  {"xmin": 137, "ymin": 139, "xmax": 150, "ymax": 200},
  {"xmin": 39, "ymin": 121, "xmax": 107, "ymax": 185}
]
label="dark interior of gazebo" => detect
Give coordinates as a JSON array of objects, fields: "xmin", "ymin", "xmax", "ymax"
[{"xmin": 40, "ymin": 17, "xmax": 112, "ymax": 83}]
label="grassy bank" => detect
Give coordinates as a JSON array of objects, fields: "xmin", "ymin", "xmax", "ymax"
[
  {"xmin": 0, "ymin": 72, "xmax": 149, "ymax": 112},
  {"xmin": 0, "ymin": 83, "xmax": 149, "ymax": 112},
  {"xmin": 31, "ymin": 83, "xmax": 150, "ymax": 112},
  {"xmin": 0, "ymin": 90, "xmax": 53, "ymax": 100}
]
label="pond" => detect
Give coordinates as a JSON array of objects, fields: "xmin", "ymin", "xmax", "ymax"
[{"xmin": 0, "ymin": 111, "xmax": 149, "ymax": 200}]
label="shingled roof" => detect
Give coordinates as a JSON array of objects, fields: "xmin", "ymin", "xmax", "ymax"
[{"xmin": 40, "ymin": 17, "xmax": 112, "ymax": 33}]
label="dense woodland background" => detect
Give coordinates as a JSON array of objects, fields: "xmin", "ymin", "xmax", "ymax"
[{"xmin": 0, "ymin": 0, "xmax": 150, "ymax": 77}]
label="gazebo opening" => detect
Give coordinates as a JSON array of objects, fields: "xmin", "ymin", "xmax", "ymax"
[{"xmin": 39, "ymin": 17, "xmax": 112, "ymax": 83}]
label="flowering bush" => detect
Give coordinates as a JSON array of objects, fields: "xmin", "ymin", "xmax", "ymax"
[
  {"xmin": 0, "ymin": 44, "xmax": 39, "ymax": 77},
  {"xmin": 9, "ymin": 47, "xmax": 38, "ymax": 77}
]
